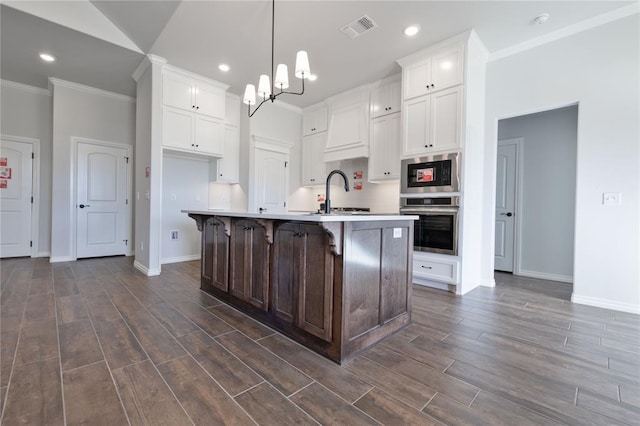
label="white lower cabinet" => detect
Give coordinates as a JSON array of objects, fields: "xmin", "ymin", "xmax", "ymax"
[
  {"xmin": 162, "ymin": 106, "xmax": 224, "ymax": 157},
  {"xmin": 413, "ymin": 252, "xmax": 459, "ymax": 284},
  {"xmin": 302, "ymin": 132, "xmax": 327, "ymax": 186},
  {"xmin": 368, "ymin": 112, "xmax": 401, "ymax": 181}
]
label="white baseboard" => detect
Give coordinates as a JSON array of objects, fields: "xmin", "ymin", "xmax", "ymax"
[
  {"xmin": 35, "ymin": 251, "xmax": 51, "ymax": 258},
  {"xmin": 413, "ymin": 277, "xmax": 452, "ymax": 292},
  {"xmin": 161, "ymin": 254, "xmax": 200, "ymax": 265},
  {"xmin": 480, "ymin": 278, "xmax": 496, "ymax": 287},
  {"xmin": 49, "ymin": 256, "xmax": 75, "ymax": 263},
  {"xmin": 518, "ymin": 269, "xmax": 573, "ymax": 284},
  {"xmin": 572, "ymin": 294, "xmax": 640, "ymax": 315},
  {"xmin": 133, "ymin": 260, "xmax": 161, "ymax": 276}
]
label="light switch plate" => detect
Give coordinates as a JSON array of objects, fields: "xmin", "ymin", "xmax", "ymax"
[{"xmin": 603, "ymin": 192, "xmax": 622, "ymax": 206}]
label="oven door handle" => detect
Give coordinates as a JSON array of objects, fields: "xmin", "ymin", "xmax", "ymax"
[{"xmin": 400, "ymin": 207, "xmax": 459, "ymax": 214}]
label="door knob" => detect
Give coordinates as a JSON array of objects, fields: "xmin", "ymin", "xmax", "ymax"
[
  {"xmin": 259, "ymin": 207, "xmax": 267, "ymax": 213},
  {"xmin": 500, "ymin": 212, "xmax": 513, "ymax": 217},
  {"xmin": 79, "ymin": 204, "xmax": 90, "ymax": 208}
]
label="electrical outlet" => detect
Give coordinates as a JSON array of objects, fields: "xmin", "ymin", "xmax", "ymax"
[
  {"xmin": 140, "ymin": 241, "xmax": 144, "ymax": 251},
  {"xmin": 603, "ymin": 192, "xmax": 622, "ymax": 206},
  {"xmin": 170, "ymin": 230, "xmax": 179, "ymax": 240},
  {"xmin": 170, "ymin": 193, "xmax": 177, "ymax": 201}
]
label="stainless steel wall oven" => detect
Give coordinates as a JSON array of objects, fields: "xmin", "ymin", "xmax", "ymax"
[{"xmin": 400, "ymin": 196, "xmax": 459, "ymax": 255}]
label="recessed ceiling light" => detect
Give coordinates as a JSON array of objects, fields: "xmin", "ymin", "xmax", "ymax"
[
  {"xmin": 404, "ymin": 25, "xmax": 420, "ymax": 37},
  {"xmin": 39, "ymin": 53, "xmax": 56, "ymax": 62},
  {"xmin": 218, "ymin": 64, "xmax": 230, "ymax": 72},
  {"xmin": 531, "ymin": 13, "xmax": 550, "ymax": 25},
  {"xmin": 308, "ymin": 74, "xmax": 318, "ymax": 82}
]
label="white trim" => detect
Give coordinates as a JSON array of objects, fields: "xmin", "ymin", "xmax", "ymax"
[
  {"xmin": 72, "ymin": 137, "xmax": 134, "ymax": 261},
  {"xmin": 1, "ymin": 134, "xmax": 41, "ymax": 258},
  {"xmin": 133, "ymin": 260, "xmax": 161, "ymax": 276},
  {"xmin": 35, "ymin": 251, "xmax": 50, "ymax": 258},
  {"xmin": 161, "ymin": 254, "xmax": 201, "ymax": 265},
  {"xmin": 1, "ymin": 79, "xmax": 50, "ymax": 96},
  {"xmin": 251, "ymin": 135, "xmax": 294, "ymax": 153},
  {"xmin": 163, "ymin": 64, "xmax": 230, "ymax": 91},
  {"xmin": 572, "ymin": 294, "xmax": 639, "ymax": 315},
  {"xmin": 162, "ymin": 150, "xmax": 211, "ymax": 162},
  {"xmin": 489, "ymin": 4, "xmax": 640, "ymax": 62},
  {"xmin": 480, "ymin": 278, "xmax": 496, "ymax": 288},
  {"xmin": 49, "ymin": 78, "xmax": 135, "ymax": 103},
  {"xmin": 518, "ymin": 269, "xmax": 573, "ymax": 284},
  {"xmin": 413, "ymin": 279, "xmax": 450, "ymax": 292},
  {"xmin": 397, "ymin": 30, "xmax": 471, "ymax": 67},
  {"xmin": 49, "ymin": 256, "xmax": 74, "ymax": 263},
  {"xmin": 132, "ymin": 54, "xmax": 167, "ymax": 82}
]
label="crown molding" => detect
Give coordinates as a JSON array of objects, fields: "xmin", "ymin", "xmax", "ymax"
[
  {"xmin": 1, "ymin": 79, "xmax": 50, "ymax": 96},
  {"xmin": 48, "ymin": 78, "xmax": 135, "ymax": 103},
  {"xmin": 489, "ymin": 3, "xmax": 640, "ymax": 62},
  {"xmin": 132, "ymin": 54, "xmax": 168, "ymax": 82}
]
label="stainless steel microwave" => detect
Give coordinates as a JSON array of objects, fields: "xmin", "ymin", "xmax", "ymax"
[{"xmin": 401, "ymin": 152, "xmax": 460, "ymax": 194}]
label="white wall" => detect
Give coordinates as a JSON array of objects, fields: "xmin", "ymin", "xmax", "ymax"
[
  {"xmin": 483, "ymin": 15, "xmax": 640, "ymax": 313},
  {"xmin": 161, "ymin": 155, "xmax": 209, "ymax": 263},
  {"xmin": 50, "ymin": 80, "xmax": 136, "ymax": 261},
  {"xmin": 0, "ymin": 81, "xmax": 52, "ymax": 256},
  {"xmin": 498, "ymin": 106, "xmax": 578, "ymax": 281}
]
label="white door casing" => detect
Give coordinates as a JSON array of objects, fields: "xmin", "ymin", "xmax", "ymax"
[
  {"xmin": 0, "ymin": 139, "xmax": 33, "ymax": 258},
  {"xmin": 76, "ymin": 141, "xmax": 130, "ymax": 258},
  {"xmin": 494, "ymin": 140, "xmax": 521, "ymax": 272}
]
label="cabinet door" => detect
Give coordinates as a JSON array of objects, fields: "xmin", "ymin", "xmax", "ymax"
[
  {"xmin": 202, "ymin": 218, "xmax": 229, "ymax": 292},
  {"xmin": 380, "ymin": 226, "xmax": 409, "ymax": 323},
  {"xmin": 163, "ymin": 74, "xmax": 194, "ymax": 111},
  {"xmin": 297, "ymin": 224, "xmax": 333, "ymax": 342},
  {"xmin": 196, "ymin": 83, "xmax": 225, "ymax": 119},
  {"xmin": 303, "ymin": 105, "xmax": 328, "ymax": 136},
  {"xmin": 402, "ymin": 95, "xmax": 431, "ymax": 157},
  {"xmin": 302, "ymin": 133, "xmax": 327, "ymax": 186},
  {"xmin": 430, "ymin": 86, "xmax": 462, "ymax": 153},
  {"xmin": 403, "ymin": 59, "xmax": 430, "ymax": 100},
  {"xmin": 386, "ymin": 113, "xmax": 401, "ymax": 178},
  {"xmin": 431, "ymin": 46, "xmax": 464, "ymax": 92},
  {"xmin": 217, "ymin": 125, "xmax": 239, "ymax": 183},
  {"xmin": 387, "ymin": 81, "xmax": 402, "ymax": 115},
  {"xmin": 195, "ymin": 115, "xmax": 223, "ymax": 156},
  {"xmin": 368, "ymin": 116, "xmax": 390, "ymax": 180},
  {"xmin": 325, "ymin": 103, "xmax": 366, "ymax": 151},
  {"xmin": 371, "ymin": 81, "xmax": 401, "ymax": 119},
  {"xmin": 230, "ymin": 219, "xmax": 269, "ymax": 311},
  {"xmin": 163, "ymin": 107, "xmax": 194, "ymax": 151},
  {"xmin": 271, "ymin": 223, "xmax": 297, "ymax": 323}
]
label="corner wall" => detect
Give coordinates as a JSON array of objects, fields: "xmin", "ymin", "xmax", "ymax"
[{"xmin": 483, "ymin": 15, "xmax": 640, "ymax": 313}]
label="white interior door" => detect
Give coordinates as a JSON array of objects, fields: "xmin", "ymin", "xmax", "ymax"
[
  {"xmin": 0, "ymin": 140, "xmax": 32, "ymax": 258},
  {"xmin": 254, "ymin": 148, "xmax": 288, "ymax": 214},
  {"xmin": 77, "ymin": 142, "xmax": 128, "ymax": 258},
  {"xmin": 495, "ymin": 141, "xmax": 518, "ymax": 272}
]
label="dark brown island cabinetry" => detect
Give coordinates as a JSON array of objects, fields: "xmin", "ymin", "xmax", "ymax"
[{"xmin": 187, "ymin": 212, "xmax": 414, "ymax": 363}]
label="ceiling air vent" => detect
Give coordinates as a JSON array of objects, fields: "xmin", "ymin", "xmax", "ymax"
[{"xmin": 340, "ymin": 15, "xmax": 377, "ymax": 39}]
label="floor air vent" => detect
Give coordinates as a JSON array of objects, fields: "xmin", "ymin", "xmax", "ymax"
[{"xmin": 340, "ymin": 14, "xmax": 377, "ymax": 39}]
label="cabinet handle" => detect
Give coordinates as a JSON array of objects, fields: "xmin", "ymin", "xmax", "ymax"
[
  {"xmin": 429, "ymin": 144, "xmax": 433, "ymax": 147},
  {"xmin": 421, "ymin": 265, "xmax": 433, "ymax": 269},
  {"xmin": 191, "ymin": 144, "xmax": 195, "ymax": 147},
  {"xmin": 431, "ymin": 84, "xmax": 435, "ymax": 88},
  {"xmin": 424, "ymin": 144, "xmax": 428, "ymax": 148},
  {"xmin": 192, "ymin": 105, "xmax": 196, "ymax": 109},
  {"xmin": 220, "ymin": 173, "xmax": 223, "ymax": 176},
  {"xmin": 195, "ymin": 144, "xmax": 199, "ymax": 148},
  {"xmin": 196, "ymin": 106, "xmax": 200, "ymax": 110}
]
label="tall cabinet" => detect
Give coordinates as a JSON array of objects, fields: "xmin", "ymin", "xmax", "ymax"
[
  {"xmin": 368, "ymin": 75, "xmax": 402, "ymax": 181},
  {"xmin": 301, "ymin": 103, "xmax": 328, "ymax": 186}
]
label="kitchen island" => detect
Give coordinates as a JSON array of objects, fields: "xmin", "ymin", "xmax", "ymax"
[{"xmin": 184, "ymin": 210, "xmax": 416, "ymax": 363}]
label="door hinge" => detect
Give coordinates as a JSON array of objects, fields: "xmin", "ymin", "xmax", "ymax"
[
  {"xmin": 284, "ymin": 161, "xmax": 288, "ymax": 168},
  {"xmin": 123, "ymin": 239, "xmax": 128, "ymax": 246},
  {"xmin": 30, "ymin": 241, "xmax": 32, "ymax": 247},
  {"xmin": 31, "ymin": 196, "xmax": 33, "ymax": 203},
  {"xmin": 124, "ymin": 156, "xmax": 129, "ymax": 164},
  {"xmin": 31, "ymin": 153, "xmax": 34, "ymax": 159},
  {"xmin": 126, "ymin": 199, "xmax": 128, "ymax": 205},
  {"xmin": 284, "ymin": 201, "xmax": 287, "ymax": 207}
]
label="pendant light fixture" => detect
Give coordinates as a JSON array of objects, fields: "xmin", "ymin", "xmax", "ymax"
[{"xmin": 243, "ymin": 0, "xmax": 310, "ymax": 117}]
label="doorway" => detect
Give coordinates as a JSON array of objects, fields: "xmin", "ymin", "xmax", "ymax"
[
  {"xmin": 494, "ymin": 105, "xmax": 578, "ymax": 284},
  {"xmin": 0, "ymin": 136, "xmax": 39, "ymax": 258},
  {"xmin": 75, "ymin": 139, "xmax": 132, "ymax": 258}
]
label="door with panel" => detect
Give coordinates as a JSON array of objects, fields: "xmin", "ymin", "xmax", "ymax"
[
  {"xmin": 76, "ymin": 142, "xmax": 130, "ymax": 258},
  {"xmin": 253, "ymin": 148, "xmax": 288, "ymax": 214},
  {"xmin": 202, "ymin": 217, "xmax": 229, "ymax": 292},
  {"xmin": 495, "ymin": 141, "xmax": 519, "ymax": 272},
  {"xmin": 229, "ymin": 219, "xmax": 269, "ymax": 311},
  {"xmin": 0, "ymin": 140, "xmax": 33, "ymax": 258}
]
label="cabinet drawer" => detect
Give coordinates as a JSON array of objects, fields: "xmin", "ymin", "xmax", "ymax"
[{"xmin": 413, "ymin": 257, "xmax": 458, "ymax": 283}]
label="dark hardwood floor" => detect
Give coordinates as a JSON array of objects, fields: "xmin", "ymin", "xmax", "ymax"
[{"xmin": 1, "ymin": 256, "xmax": 638, "ymax": 425}]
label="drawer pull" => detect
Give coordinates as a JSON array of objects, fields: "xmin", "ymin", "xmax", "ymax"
[{"xmin": 421, "ymin": 265, "xmax": 433, "ymax": 269}]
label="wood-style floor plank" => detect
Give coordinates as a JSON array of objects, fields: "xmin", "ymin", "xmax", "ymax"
[
  {"xmin": 93, "ymin": 319, "xmax": 148, "ymax": 371},
  {"xmin": 58, "ymin": 320, "xmax": 104, "ymax": 371},
  {"xmin": 56, "ymin": 294, "xmax": 89, "ymax": 324},
  {"xmin": 112, "ymin": 359, "xmax": 192, "ymax": 426},
  {"xmin": 234, "ymin": 382, "xmax": 318, "ymax": 425},
  {"xmin": 354, "ymin": 387, "xmax": 444, "ymax": 426},
  {"xmin": 576, "ymin": 388, "xmax": 640, "ymax": 425},
  {"xmin": 62, "ymin": 361, "xmax": 128, "ymax": 425},
  {"xmin": 208, "ymin": 304, "xmax": 276, "ymax": 340},
  {"xmin": 1, "ymin": 356, "xmax": 64, "ymax": 426},
  {"xmin": 24, "ymin": 292, "xmax": 55, "ymax": 322},
  {"xmin": 157, "ymin": 355, "xmax": 255, "ymax": 425},
  {"xmin": 13, "ymin": 318, "xmax": 58, "ymax": 367}
]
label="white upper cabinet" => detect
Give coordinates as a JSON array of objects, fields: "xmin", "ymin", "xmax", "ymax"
[
  {"xmin": 302, "ymin": 132, "xmax": 327, "ymax": 186},
  {"xmin": 402, "ymin": 45, "xmax": 464, "ymax": 100},
  {"xmin": 162, "ymin": 68, "xmax": 227, "ymax": 157},
  {"xmin": 370, "ymin": 76, "xmax": 401, "ymax": 119},
  {"xmin": 225, "ymin": 92, "xmax": 241, "ymax": 127},
  {"xmin": 302, "ymin": 103, "xmax": 328, "ymax": 136},
  {"xmin": 402, "ymin": 85, "xmax": 462, "ymax": 156},
  {"xmin": 215, "ymin": 124, "xmax": 240, "ymax": 183},
  {"xmin": 324, "ymin": 85, "xmax": 370, "ymax": 162},
  {"xmin": 369, "ymin": 112, "xmax": 401, "ymax": 181}
]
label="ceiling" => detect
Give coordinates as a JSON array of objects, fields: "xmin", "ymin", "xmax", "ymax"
[{"xmin": 1, "ymin": 1, "xmax": 635, "ymax": 108}]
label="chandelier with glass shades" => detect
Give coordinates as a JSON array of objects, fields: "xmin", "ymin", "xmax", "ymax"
[{"xmin": 242, "ymin": 0, "xmax": 310, "ymax": 117}]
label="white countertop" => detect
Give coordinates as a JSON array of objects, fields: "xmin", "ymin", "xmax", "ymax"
[{"xmin": 182, "ymin": 210, "xmax": 417, "ymax": 222}]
